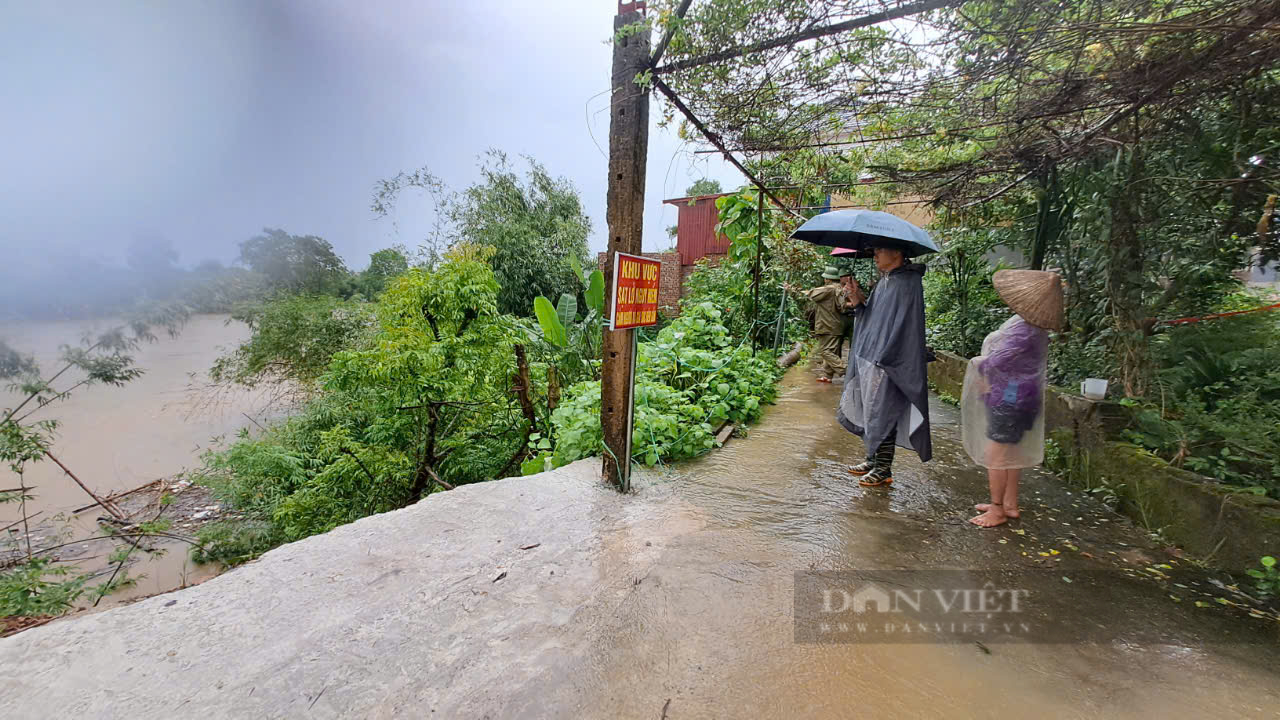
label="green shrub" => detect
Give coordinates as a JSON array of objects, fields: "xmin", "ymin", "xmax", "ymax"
[
  {"xmin": 1123, "ymin": 308, "xmax": 1280, "ymax": 497},
  {"xmin": 192, "ymin": 520, "xmax": 284, "ymax": 566},
  {"xmin": 549, "ymin": 302, "xmax": 782, "ymax": 468},
  {"xmin": 923, "ymin": 256, "xmax": 1009, "ymax": 358}
]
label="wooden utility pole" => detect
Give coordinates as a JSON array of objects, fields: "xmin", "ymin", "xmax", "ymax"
[{"xmin": 601, "ymin": 2, "xmax": 650, "ymax": 491}]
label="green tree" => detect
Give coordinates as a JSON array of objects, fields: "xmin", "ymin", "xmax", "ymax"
[
  {"xmin": 237, "ymin": 228, "xmax": 350, "ymax": 296},
  {"xmin": 650, "ymin": 0, "xmax": 1280, "ymax": 395},
  {"xmin": 684, "ymin": 178, "xmax": 723, "ymax": 197},
  {"xmin": 197, "ymin": 245, "xmax": 528, "ymax": 553},
  {"xmin": 209, "ymin": 295, "xmax": 374, "ymax": 392},
  {"xmin": 357, "ymin": 247, "xmax": 410, "ymax": 298},
  {"xmin": 447, "ymin": 151, "xmax": 592, "ymax": 316},
  {"xmin": 372, "ymin": 152, "xmax": 593, "ymax": 316}
]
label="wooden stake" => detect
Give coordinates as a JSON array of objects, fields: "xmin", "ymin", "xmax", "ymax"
[{"xmin": 601, "ymin": 5, "xmax": 651, "ymax": 492}]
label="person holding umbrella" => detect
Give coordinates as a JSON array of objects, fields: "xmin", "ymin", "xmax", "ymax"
[
  {"xmin": 791, "ymin": 210, "xmax": 937, "ymax": 487},
  {"xmin": 963, "ymin": 270, "xmax": 1063, "ymax": 527}
]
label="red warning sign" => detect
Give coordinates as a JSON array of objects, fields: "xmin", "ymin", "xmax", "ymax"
[{"xmin": 609, "ymin": 252, "xmax": 661, "ymax": 330}]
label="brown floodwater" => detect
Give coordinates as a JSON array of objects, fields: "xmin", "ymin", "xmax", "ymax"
[{"xmin": 1, "ymin": 314, "xmax": 268, "ymax": 607}]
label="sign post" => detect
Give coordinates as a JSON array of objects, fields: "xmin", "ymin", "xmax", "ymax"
[{"xmin": 605, "ymin": 252, "xmax": 660, "ymax": 492}]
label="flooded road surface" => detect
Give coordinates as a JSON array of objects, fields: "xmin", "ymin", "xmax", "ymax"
[
  {"xmin": 556, "ymin": 370, "xmax": 1280, "ymax": 718},
  {"xmin": 1, "ymin": 314, "xmax": 265, "ymax": 606},
  {"xmin": 2, "ymin": 368, "xmax": 1278, "ymax": 719}
]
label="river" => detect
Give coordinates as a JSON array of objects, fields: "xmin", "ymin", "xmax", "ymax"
[{"xmin": 1, "ymin": 314, "xmax": 270, "ymax": 608}]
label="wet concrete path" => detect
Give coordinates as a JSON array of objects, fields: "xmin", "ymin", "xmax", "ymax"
[{"xmin": 2, "ymin": 368, "xmax": 1278, "ymax": 718}]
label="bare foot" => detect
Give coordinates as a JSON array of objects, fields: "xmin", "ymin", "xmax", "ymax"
[
  {"xmin": 816, "ymin": 376, "xmax": 832, "ymax": 384},
  {"xmin": 970, "ymin": 508, "xmax": 1008, "ymax": 527},
  {"xmin": 974, "ymin": 503, "xmax": 1020, "ymax": 518}
]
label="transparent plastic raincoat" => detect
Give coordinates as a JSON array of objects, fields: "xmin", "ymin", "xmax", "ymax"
[{"xmin": 961, "ymin": 315, "xmax": 1050, "ymax": 469}]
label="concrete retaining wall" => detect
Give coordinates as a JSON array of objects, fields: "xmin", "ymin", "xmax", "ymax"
[{"xmin": 928, "ymin": 349, "xmax": 1280, "ymax": 571}]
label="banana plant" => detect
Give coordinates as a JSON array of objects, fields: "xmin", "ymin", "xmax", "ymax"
[
  {"xmin": 533, "ymin": 294, "xmax": 571, "ymax": 347},
  {"xmin": 531, "ymin": 256, "xmax": 606, "ymax": 385},
  {"xmin": 568, "ymin": 255, "xmax": 606, "ymax": 316}
]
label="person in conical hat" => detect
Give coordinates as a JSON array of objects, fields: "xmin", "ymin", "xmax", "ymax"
[{"xmin": 962, "ymin": 269, "xmax": 1064, "ymax": 527}]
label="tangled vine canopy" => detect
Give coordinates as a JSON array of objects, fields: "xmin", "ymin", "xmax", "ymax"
[{"xmin": 646, "ymin": 0, "xmax": 1280, "ymax": 210}]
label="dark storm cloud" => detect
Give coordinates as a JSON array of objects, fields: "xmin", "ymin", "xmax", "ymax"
[{"xmin": 0, "ymin": 0, "xmax": 737, "ymax": 292}]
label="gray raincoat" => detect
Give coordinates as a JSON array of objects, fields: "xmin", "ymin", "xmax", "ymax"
[{"xmin": 836, "ymin": 263, "xmax": 933, "ymax": 461}]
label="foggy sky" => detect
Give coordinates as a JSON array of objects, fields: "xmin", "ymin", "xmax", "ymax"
[{"xmin": 0, "ymin": 0, "xmax": 740, "ymax": 274}]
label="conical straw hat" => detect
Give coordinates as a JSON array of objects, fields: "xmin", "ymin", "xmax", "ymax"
[{"xmin": 993, "ymin": 269, "xmax": 1064, "ymax": 331}]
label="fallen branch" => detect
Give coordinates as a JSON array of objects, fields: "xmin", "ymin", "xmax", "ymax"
[
  {"xmin": 72, "ymin": 479, "xmax": 162, "ymax": 515},
  {"xmin": 43, "ymin": 450, "xmax": 127, "ymax": 520},
  {"xmin": 0, "ymin": 511, "xmax": 42, "ymax": 533},
  {"xmin": 28, "ymin": 531, "xmax": 207, "ymax": 557},
  {"xmin": 777, "ymin": 341, "xmax": 804, "ymax": 368}
]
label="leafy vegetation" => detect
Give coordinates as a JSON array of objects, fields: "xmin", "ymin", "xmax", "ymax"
[
  {"xmin": 448, "ymin": 153, "xmax": 592, "ymax": 316},
  {"xmin": 1121, "ymin": 306, "xmax": 1280, "ymax": 497},
  {"xmin": 195, "ymin": 246, "xmax": 530, "ymax": 561},
  {"xmin": 528, "ymin": 256, "xmax": 607, "ymax": 387},
  {"xmin": 1247, "ymin": 556, "xmax": 1279, "ymax": 599},
  {"xmin": 236, "ymin": 228, "xmax": 352, "ymax": 297},
  {"xmin": 356, "ymin": 247, "xmax": 411, "ymax": 299},
  {"xmin": 0, "ymin": 558, "xmax": 90, "ymax": 618},
  {"xmin": 196, "ymin": 177, "xmax": 814, "ymax": 565},
  {"xmin": 702, "ymin": 189, "xmax": 829, "ymax": 348},
  {"xmin": 548, "ymin": 302, "xmax": 784, "ymax": 469},
  {"xmin": 922, "ymin": 228, "xmax": 1009, "ymax": 358},
  {"xmin": 374, "ymin": 151, "xmax": 592, "ymax": 317}
]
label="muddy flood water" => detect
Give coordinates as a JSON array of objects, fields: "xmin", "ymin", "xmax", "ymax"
[{"xmin": 1, "ymin": 314, "xmax": 268, "ymax": 608}]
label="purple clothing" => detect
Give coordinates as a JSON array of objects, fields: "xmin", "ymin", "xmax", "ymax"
[{"xmin": 977, "ymin": 316, "xmax": 1049, "ymax": 412}]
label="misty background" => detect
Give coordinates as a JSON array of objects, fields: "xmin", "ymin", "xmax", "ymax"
[{"xmin": 0, "ymin": 0, "xmax": 740, "ymax": 319}]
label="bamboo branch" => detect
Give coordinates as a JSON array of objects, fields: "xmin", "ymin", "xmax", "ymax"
[{"xmin": 340, "ymin": 448, "xmax": 379, "ymax": 486}]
